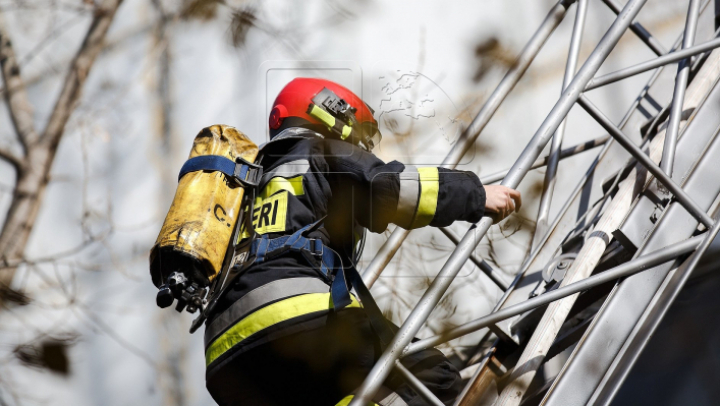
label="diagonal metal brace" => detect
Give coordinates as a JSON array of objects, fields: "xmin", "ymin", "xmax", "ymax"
[{"xmin": 577, "ymin": 95, "xmax": 714, "ymax": 228}]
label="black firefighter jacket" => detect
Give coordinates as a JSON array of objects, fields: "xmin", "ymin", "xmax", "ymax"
[{"xmin": 203, "ymin": 127, "xmax": 487, "ymax": 370}]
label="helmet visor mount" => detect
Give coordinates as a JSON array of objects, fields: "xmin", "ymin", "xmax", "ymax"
[
  {"xmin": 312, "ymin": 88, "xmax": 357, "ymax": 119},
  {"xmin": 308, "ymin": 87, "xmax": 381, "ymax": 151}
]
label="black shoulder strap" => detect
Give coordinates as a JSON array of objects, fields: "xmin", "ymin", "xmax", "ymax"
[{"xmin": 344, "ymin": 264, "xmax": 398, "ymax": 348}]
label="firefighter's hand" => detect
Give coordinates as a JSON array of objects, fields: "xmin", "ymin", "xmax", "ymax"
[{"xmin": 484, "ymin": 185, "xmax": 522, "ymax": 224}]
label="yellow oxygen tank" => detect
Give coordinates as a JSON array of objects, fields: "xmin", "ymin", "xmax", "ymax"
[{"xmin": 150, "ymin": 125, "xmax": 259, "ymax": 287}]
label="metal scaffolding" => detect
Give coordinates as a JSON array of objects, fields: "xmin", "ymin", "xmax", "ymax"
[{"xmin": 350, "ymin": 0, "xmax": 720, "ymax": 405}]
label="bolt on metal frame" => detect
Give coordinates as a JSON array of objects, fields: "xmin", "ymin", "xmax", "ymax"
[{"xmin": 349, "ymin": 0, "xmax": 720, "ymax": 404}]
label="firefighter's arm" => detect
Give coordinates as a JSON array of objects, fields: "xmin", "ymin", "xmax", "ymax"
[
  {"xmin": 394, "ymin": 168, "xmax": 522, "ymax": 228},
  {"xmin": 324, "ymin": 139, "xmax": 519, "ymax": 231},
  {"xmin": 323, "ymin": 139, "xmax": 404, "ymax": 232}
]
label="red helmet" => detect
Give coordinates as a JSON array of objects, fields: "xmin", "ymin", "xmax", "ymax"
[{"xmin": 269, "ymin": 78, "xmax": 381, "ymax": 150}]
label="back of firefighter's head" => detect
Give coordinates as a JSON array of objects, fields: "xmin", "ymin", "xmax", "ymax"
[{"xmin": 268, "ymin": 78, "xmax": 381, "ymax": 151}]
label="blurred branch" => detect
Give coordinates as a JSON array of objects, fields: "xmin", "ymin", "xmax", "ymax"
[
  {"xmin": 229, "ymin": 7, "xmax": 256, "ymax": 48},
  {"xmin": 0, "ymin": 12, "xmax": 38, "ymax": 151},
  {"xmin": 0, "ymin": 147, "xmax": 21, "ymax": 170},
  {"xmin": 151, "ymin": 0, "xmax": 172, "ymax": 152},
  {"xmin": 0, "ymin": 1, "xmax": 94, "ymax": 14},
  {"xmin": 42, "ymin": 0, "xmax": 123, "ymax": 146},
  {"xmin": 73, "ymin": 302, "xmax": 158, "ymax": 369},
  {"xmin": 0, "ymin": 0, "xmax": 124, "ymax": 305},
  {"xmin": 148, "ymin": 4, "xmax": 190, "ymax": 404},
  {"xmin": 0, "ymin": 229, "xmax": 112, "ymax": 270},
  {"xmin": 18, "ymin": 12, "xmax": 87, "ymax": 69},
  {"xmin": 0, "ymin": 17, "xmax": 165, "ymax": 95}
]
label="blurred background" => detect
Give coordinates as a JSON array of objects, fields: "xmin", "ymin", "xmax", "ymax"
[{"xmin": 0, "ymin": 0, "xmax": 692, "ymax": 404}]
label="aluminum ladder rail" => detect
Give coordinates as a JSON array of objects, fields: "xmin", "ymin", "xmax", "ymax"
[
  {"xmin": 456, "ymin": 2, "xmax": 720, "ymax": 404},
  {"xmin": 543, "ymin": 52, "xmax": 720, "ymax": 406},
  {"xmin": 459, "ymin": 2, "xmax": 720, "ymax": 405},
  {"xmin": 348, "ymin": 0, "xmax": 697, "ymax": 404},
  {"xmin": 353, "ymin": 1, "xmax": 720, "ymax": 404}
]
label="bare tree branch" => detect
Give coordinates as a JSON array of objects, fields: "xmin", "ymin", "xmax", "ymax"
[
  {"xmin": 0, "ymin": 147, "xmax": 21, "ymax": 170},
  {"xmin": 42, "ymin": 0, "xmax": 123, "ymax": 147},
  {"xmin": 0, "ymin": 11, "xmax": 179, "ymax": 96},
  {"xmin": 0, "ymin": 0, "xmax": 124, "ymax": 303},
  {"xmin": 0, "ymin": 11, "xmax": 38, "ymax": 151}
]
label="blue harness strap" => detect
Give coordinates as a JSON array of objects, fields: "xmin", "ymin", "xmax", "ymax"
[
  {"xmin": 249, "ymin": 224, "xmax": 353, "ymax": 309},
  {"xmin": 247, "ymin": 221, "xmax": 396, "ymax": 346},
  {"xmin": 178, "ymin": 155, "xmax": 262, "ymax": 187}
]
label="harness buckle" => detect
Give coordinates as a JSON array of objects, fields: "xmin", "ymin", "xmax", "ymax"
[
  {"xmin": 233, "ymin": 156, "xmax": 263, "ymax": 187},
  {"xmin": 310, "ymin": 238, "xmax": 324, "ymax": 258}
]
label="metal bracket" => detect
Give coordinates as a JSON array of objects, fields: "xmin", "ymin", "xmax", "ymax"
[
  {"xmin": 488, "ymin": 323, "xmax": 520, "ymax": 346},
  {"xmin": 542, "ymin": 253, "xmax": 578, "ymax": 285},
  {"xmin": 233, "ymin": 156, "xmax": 263, "ymax": 188},
  {"xmin": 613, "ymin": 180, "xmax": 671, "ymax": 252}
]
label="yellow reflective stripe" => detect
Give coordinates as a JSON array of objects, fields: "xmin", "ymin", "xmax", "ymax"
[
  {"xmin": 257, "ymin": 175, "xmax": 304, "ymax": 200},
  {"xmin": 341, "ymin": 125, "xmax": 352, "ymax": 140},
  {"xmin": 336, "ymin": 395, "xmax": 354, "ymax": 406},
  {"xmin": 410, "ymin": 167, "xmax": 439, "ymax": 228},
  {"xmin": 309, "ymin": 104, "xmax": 336, "ymax": 128},
  {"xmin": 205, "ymin": 293, "xmax": 361, "ymax": 366},
  {"xmin": 335, "ymin": 395, "xmax": 378, "ymax": 406}
]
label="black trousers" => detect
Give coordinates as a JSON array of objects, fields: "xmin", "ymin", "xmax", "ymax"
[{"xmin": 206, "ymin": 308, "xmax": 462, "ymax": 406}]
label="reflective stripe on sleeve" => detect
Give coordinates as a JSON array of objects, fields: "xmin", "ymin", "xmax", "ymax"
[
  {"xmin": 205, "ymin": 293, "xmax": 362, "ymax": 367},
  {"xmin": 395, "ymin": 166, "xmax": 420, "ymax": 229},
  {"xmin": 204, "ymin": 277, "xmax": 331, "ymax": 347},
  {"xmin": 411, "ymin": 167, "xmax": 439, "ymax": 228},
  {"xmin": 395, "ymin": 166, "xmax": 439, "ymax": 229}
]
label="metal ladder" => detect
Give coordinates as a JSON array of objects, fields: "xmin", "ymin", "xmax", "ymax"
[{"xmin": 348, "ymin": 0, "xmax": 720, "ymax": 405}]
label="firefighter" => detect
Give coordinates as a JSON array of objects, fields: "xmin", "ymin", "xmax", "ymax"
[{"xmin": 203, "ymin": 78, "xmax": 521, "ymax": 406}]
